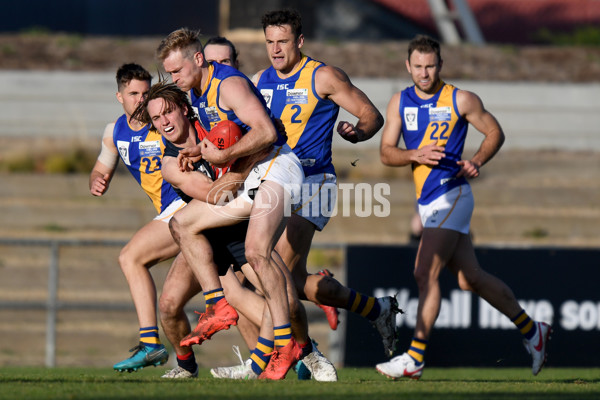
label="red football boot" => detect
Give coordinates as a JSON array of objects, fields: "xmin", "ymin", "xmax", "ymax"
[
  {"xmin": 258, "ymin": 338, "xmax": 302, "ymax": 380},
  {"xmin": 180, "ymin": 298, "xmax": 238, "ymax": 347}
]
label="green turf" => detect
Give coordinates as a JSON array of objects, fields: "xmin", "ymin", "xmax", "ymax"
[{"xmin": 0, "ymin": 367, "xmax": 598, "ymax": 400}]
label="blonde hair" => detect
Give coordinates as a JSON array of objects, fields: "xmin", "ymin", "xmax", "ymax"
[{"xmin": 156, "ymin": 27, "xmax": 203, "ymax": 61}]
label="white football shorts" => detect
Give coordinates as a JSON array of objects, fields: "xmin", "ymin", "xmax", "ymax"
[
  {"xmin": 239, "ymin": 144, "xmax": 304, "ymax": 204},
  {"xmin": 154, "ymin": 198, "xmax": 187, "ymax": 223},
  {"xmin": 418, "ymin": 184, "xmax": 473, "ymax": 234},
  {"xmin": 291, "ymin": 173, "xmax": 337, "ymax": 231}
]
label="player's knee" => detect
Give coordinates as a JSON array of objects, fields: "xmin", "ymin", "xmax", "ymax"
[
  {"xmin": 457, "ymin": 269, "xmax": 489, "ymax": 294},
  {"xmin": 245, "ymin": 247, "xmax": 269, "ymax": 271},
  {"xmin": 457, "ymin": 274, "xmax": 476, "ymax": 292},
  {"xmin": 413, "ymin": 267, "xmax": 430, "ymax": 287},
  {"xmin": 118, "ymin": 245, "xmax": 136, "ymax": 270},
  {"xmin": 168, "ymin": 217, "xmax": 182, "ymax": 244},
  {"xmin": 158, "ymin": 293, "xmax": 180, "ymax": 320}
]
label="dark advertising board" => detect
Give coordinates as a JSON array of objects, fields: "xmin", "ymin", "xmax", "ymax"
[{"xmin": 344, "ymin": 245, "xmax": 600, "ymax": 367}]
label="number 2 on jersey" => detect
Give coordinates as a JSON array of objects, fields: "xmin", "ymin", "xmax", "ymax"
[{"xmin": 290, "ymin": 105, "xmax": 302, "ymax": 123}]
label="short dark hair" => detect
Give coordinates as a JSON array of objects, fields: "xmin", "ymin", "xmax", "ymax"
[
  {"xmin": 132, "ymin": 81, "xmax": 195, "ymax": 126},
  {"xmin": 261, "ymin": 9, "xmax": 302, "ymax": 39},
  {"xmin": 205, "ymin": 36, "xmax": 239, "ymax": 65},
  {"xmin": 408, "ymin": 35, "xmax": 442, "ymax": 64},
  {"xmin": 116, "ymin": 63, "xmax": 151, "ymax": 91}
]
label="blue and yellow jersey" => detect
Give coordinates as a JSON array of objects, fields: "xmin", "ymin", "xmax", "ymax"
[
  {"xmin": 256, "ymin": 55, "xmax": 339, "ymax": 176},
  {"xmin": 113, "ymin": 114, "xmax": 180, "ymax": 214},
  {"xmin": 190, "ymin": 62, "xmax": 285, "ymax": 145},
  {"xmin": 399, "ymin": 82, "xmax": 468, "ymax": 205}
]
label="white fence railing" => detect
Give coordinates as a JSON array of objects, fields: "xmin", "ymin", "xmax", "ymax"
[
  {"xmin": 0, "ymin": 238, "xmax": 128, "ymax": 367},
  {"xmin": 0, "ymin": 238, "xmax": 346, "ymax": 367}
]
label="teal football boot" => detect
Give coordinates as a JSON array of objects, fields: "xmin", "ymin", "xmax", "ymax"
[{"xmin": 113, "ymin": 343, "xmax": 169, "ymax": 372}]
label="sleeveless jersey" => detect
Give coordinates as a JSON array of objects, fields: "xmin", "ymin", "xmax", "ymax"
[
  {"xmin": 256, "ymin": 55, "xmax": 339, "ymax": 176},
  {"xmin": 399, "ymin": 82, "xmax": 468, "ymax": 205},
  {"xmin": 163, "ymin": 131, "xmax": 216, "ymax": 204},
  {"xmin": 190, "ymin": 62, "xmax": 286, "ymax": 146},
  {"xmin": 113, "ymin": 114, "xmax": 180, "ymax": 213}
]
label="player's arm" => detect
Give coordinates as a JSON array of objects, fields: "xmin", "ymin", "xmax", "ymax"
[
  {"xmin": 251, "ymin": 70, "xmax": 289, "ymax": 141},
  {"xmin": 162, "ymin": 149, "xmax": 263, "ymax": 204},
  {"xmin": 316, "ymin": 66, "xmax": 384, "ymax": 143},
  {"xmin": 162, "ymin": 155, "xmax": 214, "ymax": 203},
  {"xmin": 89, "ymin": 123, "xmax": 119, "ymax": 196},
  {"xmin": 380, "ymin": 93, "xmax": 445, "ymax": 167},
  {"xmin": 200, "ymin": 77, "xmax": 277, "ymax": 167},
  {"xmin": 455, "ymin": 90, "xmax": 505, "ymax": 178}
]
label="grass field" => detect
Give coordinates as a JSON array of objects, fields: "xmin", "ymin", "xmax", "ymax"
[{"xmin": 1, "ymin": 367, "xmax": 599, "ymax": 400}]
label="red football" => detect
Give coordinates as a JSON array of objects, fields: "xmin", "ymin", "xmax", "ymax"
[{"xmin": 207, "ymin": 120, "xmax": 242, "ymax": 150}]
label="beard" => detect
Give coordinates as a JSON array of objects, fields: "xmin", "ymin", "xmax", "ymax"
[{"xmin": 414, "ymin": 78, "xmax": 441, "ymax": 95}]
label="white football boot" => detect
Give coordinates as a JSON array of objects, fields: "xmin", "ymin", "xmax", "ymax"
[
  {"xmin": 523, "ymin": 321, "xmax": 552, "ymax": 375},
  {"xmin": 300, "ymin": 340, "xmax": 338, "ymax": 382},
  {"xmin": 376, "ymin": 352, "xmax": 424, "ymax": 380},
  {"xmin": 210, "ymin": 345, "xmax": 258, "ymax": 380},
  {"xmin": 161, "ymin": 365, "xmax": 198, "ymax": 379}
]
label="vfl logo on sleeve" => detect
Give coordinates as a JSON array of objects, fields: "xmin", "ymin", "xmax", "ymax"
[
  {"xmin": 404, "ymin": 107, "xmax": 418, "ymax": 131},
  {"xmin": 117, "ymin": 140, "xmax": 130, "ymax": 165}
]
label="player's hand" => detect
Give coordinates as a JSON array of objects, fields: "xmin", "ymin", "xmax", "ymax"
[
  {"xmin": 90, "ymin": 174, "xmax": 110, "ymax": 196},
  {"xmin": 178, "ymin": 144, "xmax": 203, "ymax": 172},
  {"xmin": 412, "ymin": 144, "xmax": 446, "ymax": 166},
  {"xmin": 337, "ymin": 121, "xmax": 359, "ymax": 143},
  {"xmin": 200, "ymin": 138, "xmax": 230, "ymax": 168},
  {"xmin": 456, "ymin": 159, "xmax": 481, "ymax": 179}
]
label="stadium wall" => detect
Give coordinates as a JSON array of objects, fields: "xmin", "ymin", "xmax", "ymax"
[
  {"xmin": 1, "ymin": 71, "xmax": 598, "ymax": 151},
  {"xmin": 344, "ymin": 244, "xmax": 600, "ymax": 367}
]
